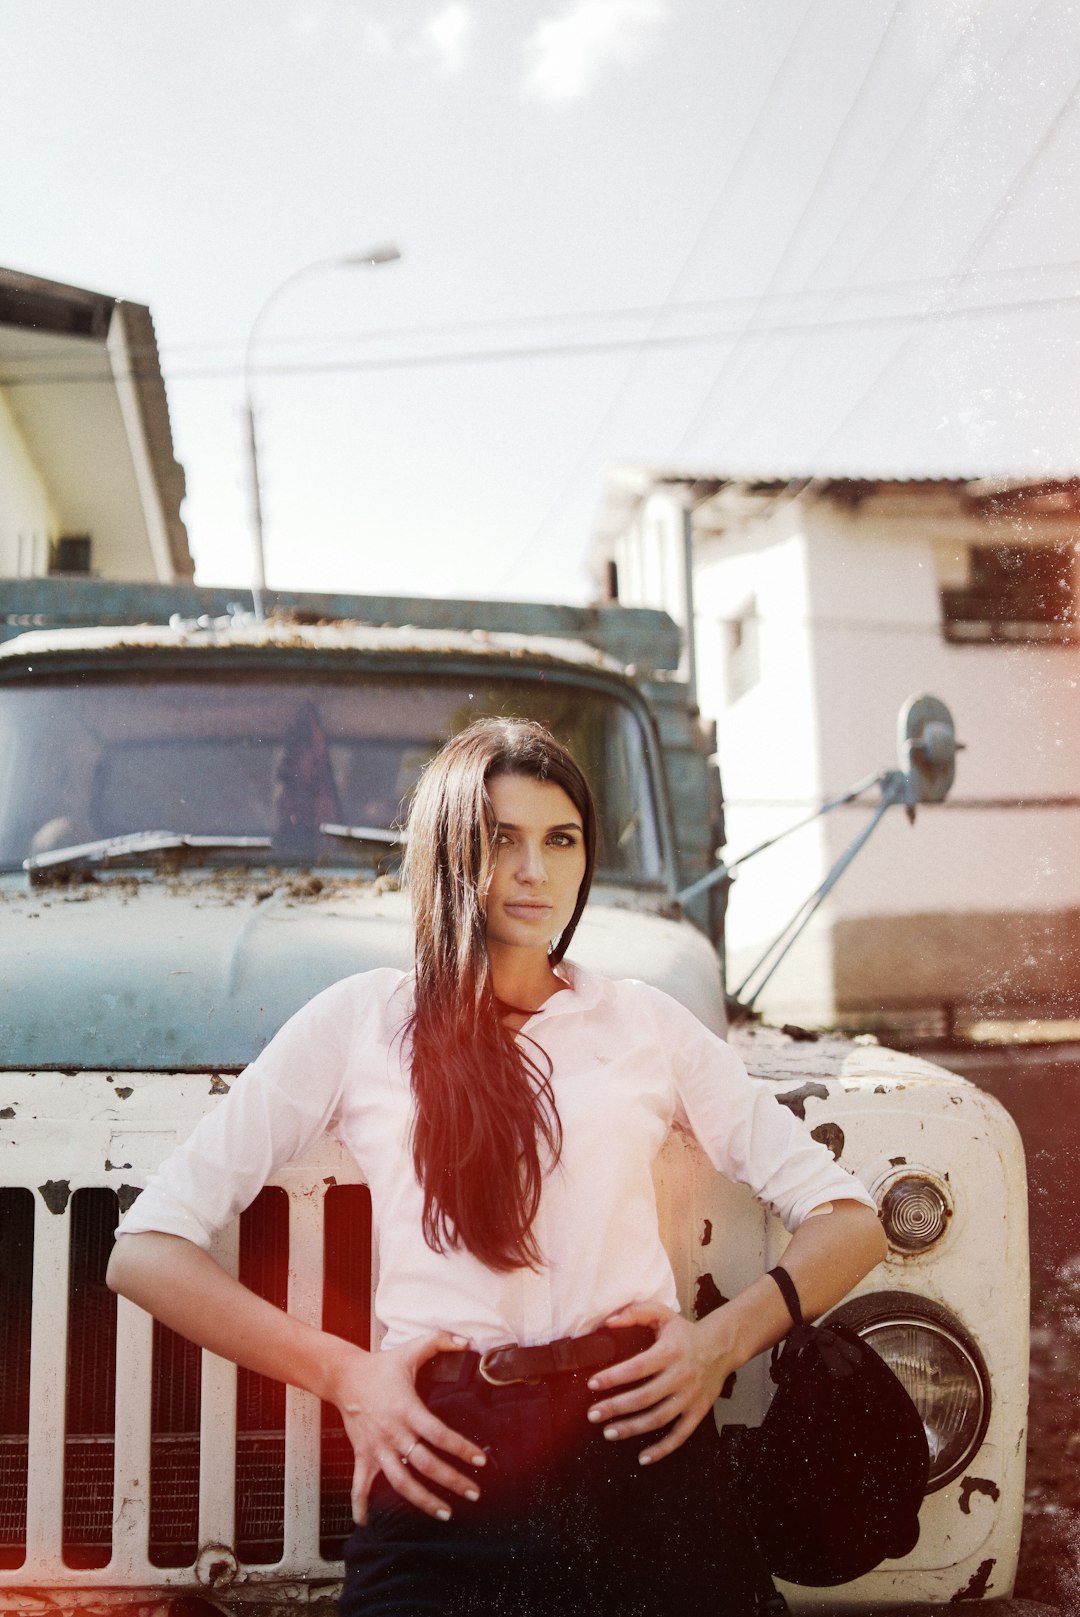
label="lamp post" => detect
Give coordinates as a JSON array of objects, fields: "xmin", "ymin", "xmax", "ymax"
[{"xmin": 243, "ymin": 243, "xmax": 402, "ymax": 620}]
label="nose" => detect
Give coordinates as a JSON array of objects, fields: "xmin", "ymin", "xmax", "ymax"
[{"xmin": 515, "ymin": 840, "xmax": 547, "ymax": 885}]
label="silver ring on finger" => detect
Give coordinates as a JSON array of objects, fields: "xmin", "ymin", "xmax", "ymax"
[{"xmin": 400, "ymin": 1439, "xmax": 420, "ymax": 1466}]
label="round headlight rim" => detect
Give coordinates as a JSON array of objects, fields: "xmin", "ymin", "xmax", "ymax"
[
  {"xmin": 871, "ymin": 1165, "xmax": 955, "ymax": 1257},
  {"xmin": 824, "ymin": 1289, "xmax": 991, "ymax": 1493}
]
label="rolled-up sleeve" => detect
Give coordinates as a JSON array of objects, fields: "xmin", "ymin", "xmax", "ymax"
[
  {"xmin": 654, "ymin": 992, "xmax": 876, "ymax": 1231},
  {"xmin": 115, "ymin": 979, "xmax": 352, "ymax": 1249}
]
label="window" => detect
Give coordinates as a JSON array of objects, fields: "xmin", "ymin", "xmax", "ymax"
[
  {"xmin": 941, "ymin": 543, "xmax": 1077, "ymax": 644},
  {"xmin": 49, "ymin": 536, "xmax": 92, "ymax": 576},
  {"xmin": 0, "ymin": 670, "xmax": 663, "ymax": 884},
  {"xmin": 725, "ymin": 598, "xmax": 760, "ymax": 701}
]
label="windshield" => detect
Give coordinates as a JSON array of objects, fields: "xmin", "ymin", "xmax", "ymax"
[{"xmin": 0, "ymin": 670, "xmax": 664, "ymax": 883}]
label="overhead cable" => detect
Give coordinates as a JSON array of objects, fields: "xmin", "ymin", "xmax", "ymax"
[
  {"xmin": 3, "ymin": 288, "xmax": 1080, "ymax": 389},
  {"xmin": 672, "ymin": 0, "xmax": 912, "ymax": 455}
]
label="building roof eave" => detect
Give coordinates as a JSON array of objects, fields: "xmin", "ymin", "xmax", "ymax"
[{"xmin": 0, "ymin": 265, "xmax": 193, "ymax": 581}]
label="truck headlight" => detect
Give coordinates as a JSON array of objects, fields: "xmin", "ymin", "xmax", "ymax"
[{"xmin": 828, "ymin": 1292, "xmax": 990, "ymax": 1491}]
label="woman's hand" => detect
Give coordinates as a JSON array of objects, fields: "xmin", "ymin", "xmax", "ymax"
[
  {"xmin": 108, "ymin": 1235, "xmax": 488, "ymax": 1526},
  {"xmin": 585, "ymin": 1302, "xmax": 736, "ymax": 1465},
  {"xmin": 329, "ymin": 1332, "xmax": 488, "ymax": 1525},
  {"xmin": 586, "ymin": 1201, "xmax": 888, "ymax": 1466}
]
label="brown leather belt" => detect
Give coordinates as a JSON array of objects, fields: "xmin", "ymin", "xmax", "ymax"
[{"xmin": 422, "ymin": 1325, "xmax": 654, "ymax": 1389}]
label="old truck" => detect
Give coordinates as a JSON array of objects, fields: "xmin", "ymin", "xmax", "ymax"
[{"xmin": 0, "ymin": 578, "xmax": 1033, "ymax": 1614}]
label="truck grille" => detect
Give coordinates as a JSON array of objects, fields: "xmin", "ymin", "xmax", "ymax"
[
  {"xmin": 0, "ymin": 1174, "xmax": 371, "ymax": 1586},
  {"xmin": 0, "ymin": 1190, "xmax": 33, "ymax": 1569}
]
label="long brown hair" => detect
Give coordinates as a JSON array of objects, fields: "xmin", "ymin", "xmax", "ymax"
[{"xmin": 401, "ymin": 718, "xmax": 597, "ymax": 1271}]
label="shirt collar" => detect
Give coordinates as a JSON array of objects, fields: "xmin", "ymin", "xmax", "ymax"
[{"xmin": 541, "ymin": 958, "xmax": 605, "ymax": 1017}]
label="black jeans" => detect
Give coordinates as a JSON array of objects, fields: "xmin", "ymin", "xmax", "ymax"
[{"xmin": 340, "ymin": 1363, "xmax": 779, "ymax": 1616}]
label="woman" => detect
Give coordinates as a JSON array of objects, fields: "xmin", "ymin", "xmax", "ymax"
[{"xmin": 107, "ymin": 717, "xmax": 886, "ymax": 1616}]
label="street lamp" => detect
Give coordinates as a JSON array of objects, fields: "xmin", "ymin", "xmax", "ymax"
[{"xmin": 243, "ymin": 243, "xmax": 402, "ymax": 620}]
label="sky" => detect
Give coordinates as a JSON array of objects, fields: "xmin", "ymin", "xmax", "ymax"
[{"xmin": 5, "ymin": 0, "xmax": 1080, "ymax": 604}]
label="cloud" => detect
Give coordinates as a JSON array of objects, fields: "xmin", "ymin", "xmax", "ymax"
[
  {"xmin": 423, "ymin": 2, "xmax": 474, "ymax": 74},
  {"xmin": 288, "ymin": 3, "xmax": 395, "ymax": 55},
  {"xmin": 522, "ymin": 0, "xmax": 665, "ymax": 102}
]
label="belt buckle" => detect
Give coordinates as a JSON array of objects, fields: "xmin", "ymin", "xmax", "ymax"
[{"xmin": 477, "ymin": 1346, "xmax": 526, "ymax": 1387}]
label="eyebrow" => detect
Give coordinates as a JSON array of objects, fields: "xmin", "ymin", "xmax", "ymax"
[{"xmin": 495, "ymin": 820, "xmax": 582, "ymax": 833}]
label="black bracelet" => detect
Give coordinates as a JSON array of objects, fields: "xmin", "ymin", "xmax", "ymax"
[{"xmin": 766, "ymin": 1264, "xmax": 803, "ymax": 1329}]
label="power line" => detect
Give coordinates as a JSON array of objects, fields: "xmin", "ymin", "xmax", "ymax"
[
  {"xmin": 4, "ymin": 253, "xmax": 1078, "ymax": 375},
  {"xmin": 704, "ymin": 44, "xmax": 1080, "ymax": 537},
  {"xmin": 672, "ymin": 0, "xmax": 912, "ymax": 455},
  {"xmin": 801, "ymin": 57, "xmax": 1080, "ymax": 477},
  {"xmin": 161, "ymin": 254, "xmax": 1080, "ymax": 357},
  {"xmin": 720, "ymin": 0, "xmax": 1058, "ymax": 451},
  {"xmin": 489, "ymin": 0, "xmax": 844, "ymax": 584},
  {"xmin": 3, "ymin": 287, "xmax": 1079, "ymax": 389}
]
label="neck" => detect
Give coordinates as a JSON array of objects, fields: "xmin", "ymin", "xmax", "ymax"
[{"xmin": 487, "ymin": 943, "xmax": 562, "ymax": 1011}]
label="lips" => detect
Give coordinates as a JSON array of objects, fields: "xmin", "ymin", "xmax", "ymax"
[{"xmin": 503, "ymin": 901, "xmax": 553, "ymax": 919}]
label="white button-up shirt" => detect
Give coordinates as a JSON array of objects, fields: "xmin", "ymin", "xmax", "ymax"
[{"xmin": 117, "ymin": 962, "xmax": 875, "ymax": 1350}]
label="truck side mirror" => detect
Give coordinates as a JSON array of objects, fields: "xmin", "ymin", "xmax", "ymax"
[{"xmin": 898, "ymin": 694, "xmax": 963, "ymax": 806}]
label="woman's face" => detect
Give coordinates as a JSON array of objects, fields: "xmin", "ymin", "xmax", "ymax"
[{"xmin": 484, "ymin": 772, "xmax": 588, "ymax": 956}]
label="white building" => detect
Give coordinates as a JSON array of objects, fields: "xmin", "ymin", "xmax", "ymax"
[
  {"xmin": 595, "ymin": 468, "xmax": 1080, "ymax": 1035},
  {"xmin": 0, "ymin": 266, "xmax": 192, "ymax": 584}
]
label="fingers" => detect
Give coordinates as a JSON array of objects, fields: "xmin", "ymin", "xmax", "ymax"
[
  {"xmin": 593, "ymin": 1392, "xmax": 684, "ymax": 1444},
  {"xmin": 604, "ymin": 1301, "xmax": 671, "ymax": 1330},
  {"xmin": 593, "ymin": 1394, "xmax": 709, "ymax": 1466},
  {"xmin": 350, "ymin": 1447, "xmax": 455, "ymax": 1526},
  {"xmin": 407, "ymin": 1329, "xmax": 470, "ymax": 1367},
  {"xmin": 588, "ymin": 1304, "xmax": 670, "ymax": 1395},
  {"xmin": 638, "ymin": 1409, "xmax": 701, "ymax": 1466},
  {"xmin": 350, "ymin": 1433, "xmax": 485, "ymax": 1525},
  {"xmin": 587, "ymin": 1342, "xmax": 662, "ymax": 1394},
  {"xmin": 586, "ymin": 1311, "xmax": 718, "ymax": 1462},
  {"xmin": 382, "ymin": 1444, "xmax": 478, "ymax": 1522},
  {"xmin": 394, "ymin": 1437, "xmax": 483, "ymax": 1515},
  {"xmin": 346, "ymin": 1367, "xmax": 488, "ymax": 1525},
  {"xmin": 351, "ymin": 1456, "xmax": 378, "ymax": 1526},
  {"xmin": 588, "ymin": 1360, "xmax": 679, "ymax": 1424},
  {"xmin": 414, "ymin": 1405, "xmax": 489, "ymax": 1474}
]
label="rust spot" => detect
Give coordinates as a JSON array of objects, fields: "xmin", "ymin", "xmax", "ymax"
[
  {"xmin": 701, "ymin": 1218, "xmax": 713, "ymax": 1247},
  {"xmin": 810, "ymin": 1122, "xmax": 845, "ymax": 1160},
  {"xmin": 0, "ymin": 1106, "xmax": 14, "ymax": 1119},
  {"xmin": 780, "ymin": 1023, "xmax": 819, "ymax": 1043},
  {"xmin": 889, "ymin": 1156, "xmax": 907, "ymax": 1167},
  {"xmin": 950, "ymin": 1558, "xmax": 995, "ymax": 1602},
  {"xmin": 777, "ymin": 1081, "xmax": 829, "ymax": 1121},
  {"xmin": 323, "ymin": 1175, "xmax": 338, "ymax": 1187},
  {"xmin": 39, "ymin": 1179, "xmax": 71, "ymax": 1214},
  {"xmin": 209, "ymin": 1073, "xmax": 230, "ymax": 1096},
  {"xmin": 118, "ymin": 1184, "xmax": 143, "ymax": 1214},
  {"xmin": 959, "ymin": 1477, "xmax": 1000, "ymax": 1514},
  {"xmin": 694, "ymin": 1272, "xmax": 729, "ymax": 1320},
  {"xmin": 114, "ymin": 1086, "xmax": 134, "ymax": 1100},
  {"xmin": 104, "ymin": 1158, "xmax": 132, "ymax": 1172},
  {"xmin": 874, "ymin": 1084, "xmax": 887, "ymax": 1094}
]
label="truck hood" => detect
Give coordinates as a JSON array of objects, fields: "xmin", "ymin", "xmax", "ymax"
[{"xmin": 0, "ymin": 874, "xmax": 725, "ymax": 1069}]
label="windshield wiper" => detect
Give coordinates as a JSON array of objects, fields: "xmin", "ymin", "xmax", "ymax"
[
  {"xmin": 319, "ymin": 822, "xmax": 407, "ymax": 846},
  {"xmin": 24, "ymin": 831, "xmax": 273, "ymax": 886}
]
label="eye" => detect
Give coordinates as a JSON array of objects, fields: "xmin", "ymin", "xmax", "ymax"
[{"xmin": 548, "ymin": 832, "xmax": 579, "ymax": 848}]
